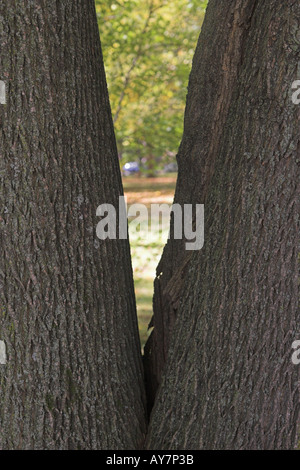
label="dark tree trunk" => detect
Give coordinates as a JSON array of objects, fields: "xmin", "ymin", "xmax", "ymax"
[
  {"xmin": 145, "ymin": 0, "xmax": 299, "ymax": 449},
  {"xmin": 0, "ymin": 1, "xmax": 146, "ymax": 449}
]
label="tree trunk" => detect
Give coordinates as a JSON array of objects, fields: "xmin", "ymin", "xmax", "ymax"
[
  {"xmin": 145, "ymin": 0, "xmax": 299, "ymax": 449},
  {"xmin": 0, "ymin": 1, "xmax": 146, "ymax": 449}
]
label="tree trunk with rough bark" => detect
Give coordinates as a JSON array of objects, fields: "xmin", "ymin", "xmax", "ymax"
[
  {"xmin": 0, "ymin": 1, "xmax": 146, "ymax": 450},
  {"xmin": 145, "ymin": 0, "xmax": 299, "ymax": 449}
]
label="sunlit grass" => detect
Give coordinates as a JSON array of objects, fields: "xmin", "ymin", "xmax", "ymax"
[{"xmin": 123, "ymin": 175, "xmax": 177, "ymax": 349}]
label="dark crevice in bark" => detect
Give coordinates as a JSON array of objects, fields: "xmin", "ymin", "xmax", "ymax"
[{"xmin": 239, "ymin": 0, "xmax": 260, "ymax": 67}]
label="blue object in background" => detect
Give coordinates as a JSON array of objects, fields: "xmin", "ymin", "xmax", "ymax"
[{"xmin": 122, "ymin": 162, "xmax": 140, "ymax": 176}]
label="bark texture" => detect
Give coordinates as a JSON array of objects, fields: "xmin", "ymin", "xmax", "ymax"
[
  {"xmin": 0, "ymin": 1, "xmax": 146, "ymax": 449},
  {"xmin": 145, "ymin": 0, "xmax": 299, "ymax": 449}
]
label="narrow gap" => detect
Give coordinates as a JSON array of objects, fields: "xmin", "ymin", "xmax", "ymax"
[
  {"xmin": 123, "ymin": 174, "xmax": 177, "ymax": 354},
  {"xmin": 96, "ymin": 0, "xmax": 208, "ymax": 422},
  {"xmin": 123, "ymin": 174, "xmax": 177, "ymax": 424},
  {"xmin": 97, "ymin": 0, "xmax": 207, "ymax": 350}
]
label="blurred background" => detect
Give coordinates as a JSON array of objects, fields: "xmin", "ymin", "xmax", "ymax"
[{"xmin": 96, "ymin": 0, "xmax": 207, "ymax": 347}]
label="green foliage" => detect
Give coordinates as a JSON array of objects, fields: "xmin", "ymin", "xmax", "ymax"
[{"xmin": 95, "ymin": 0, "xmax": 207, "ymax": 168}]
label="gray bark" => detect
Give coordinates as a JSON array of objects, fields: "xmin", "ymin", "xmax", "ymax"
[
  {"xmin": 0, "ymin": 1, "xmax": 146, "ymax": 449},
  {"xmin": 145, "ymin": 0, "xmax": 299, "ymax": 449}
]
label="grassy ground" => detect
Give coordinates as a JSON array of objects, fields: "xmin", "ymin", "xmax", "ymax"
[{"xmin": 123, "ymin": 175, "xmax": 177, "ymax": 349}]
